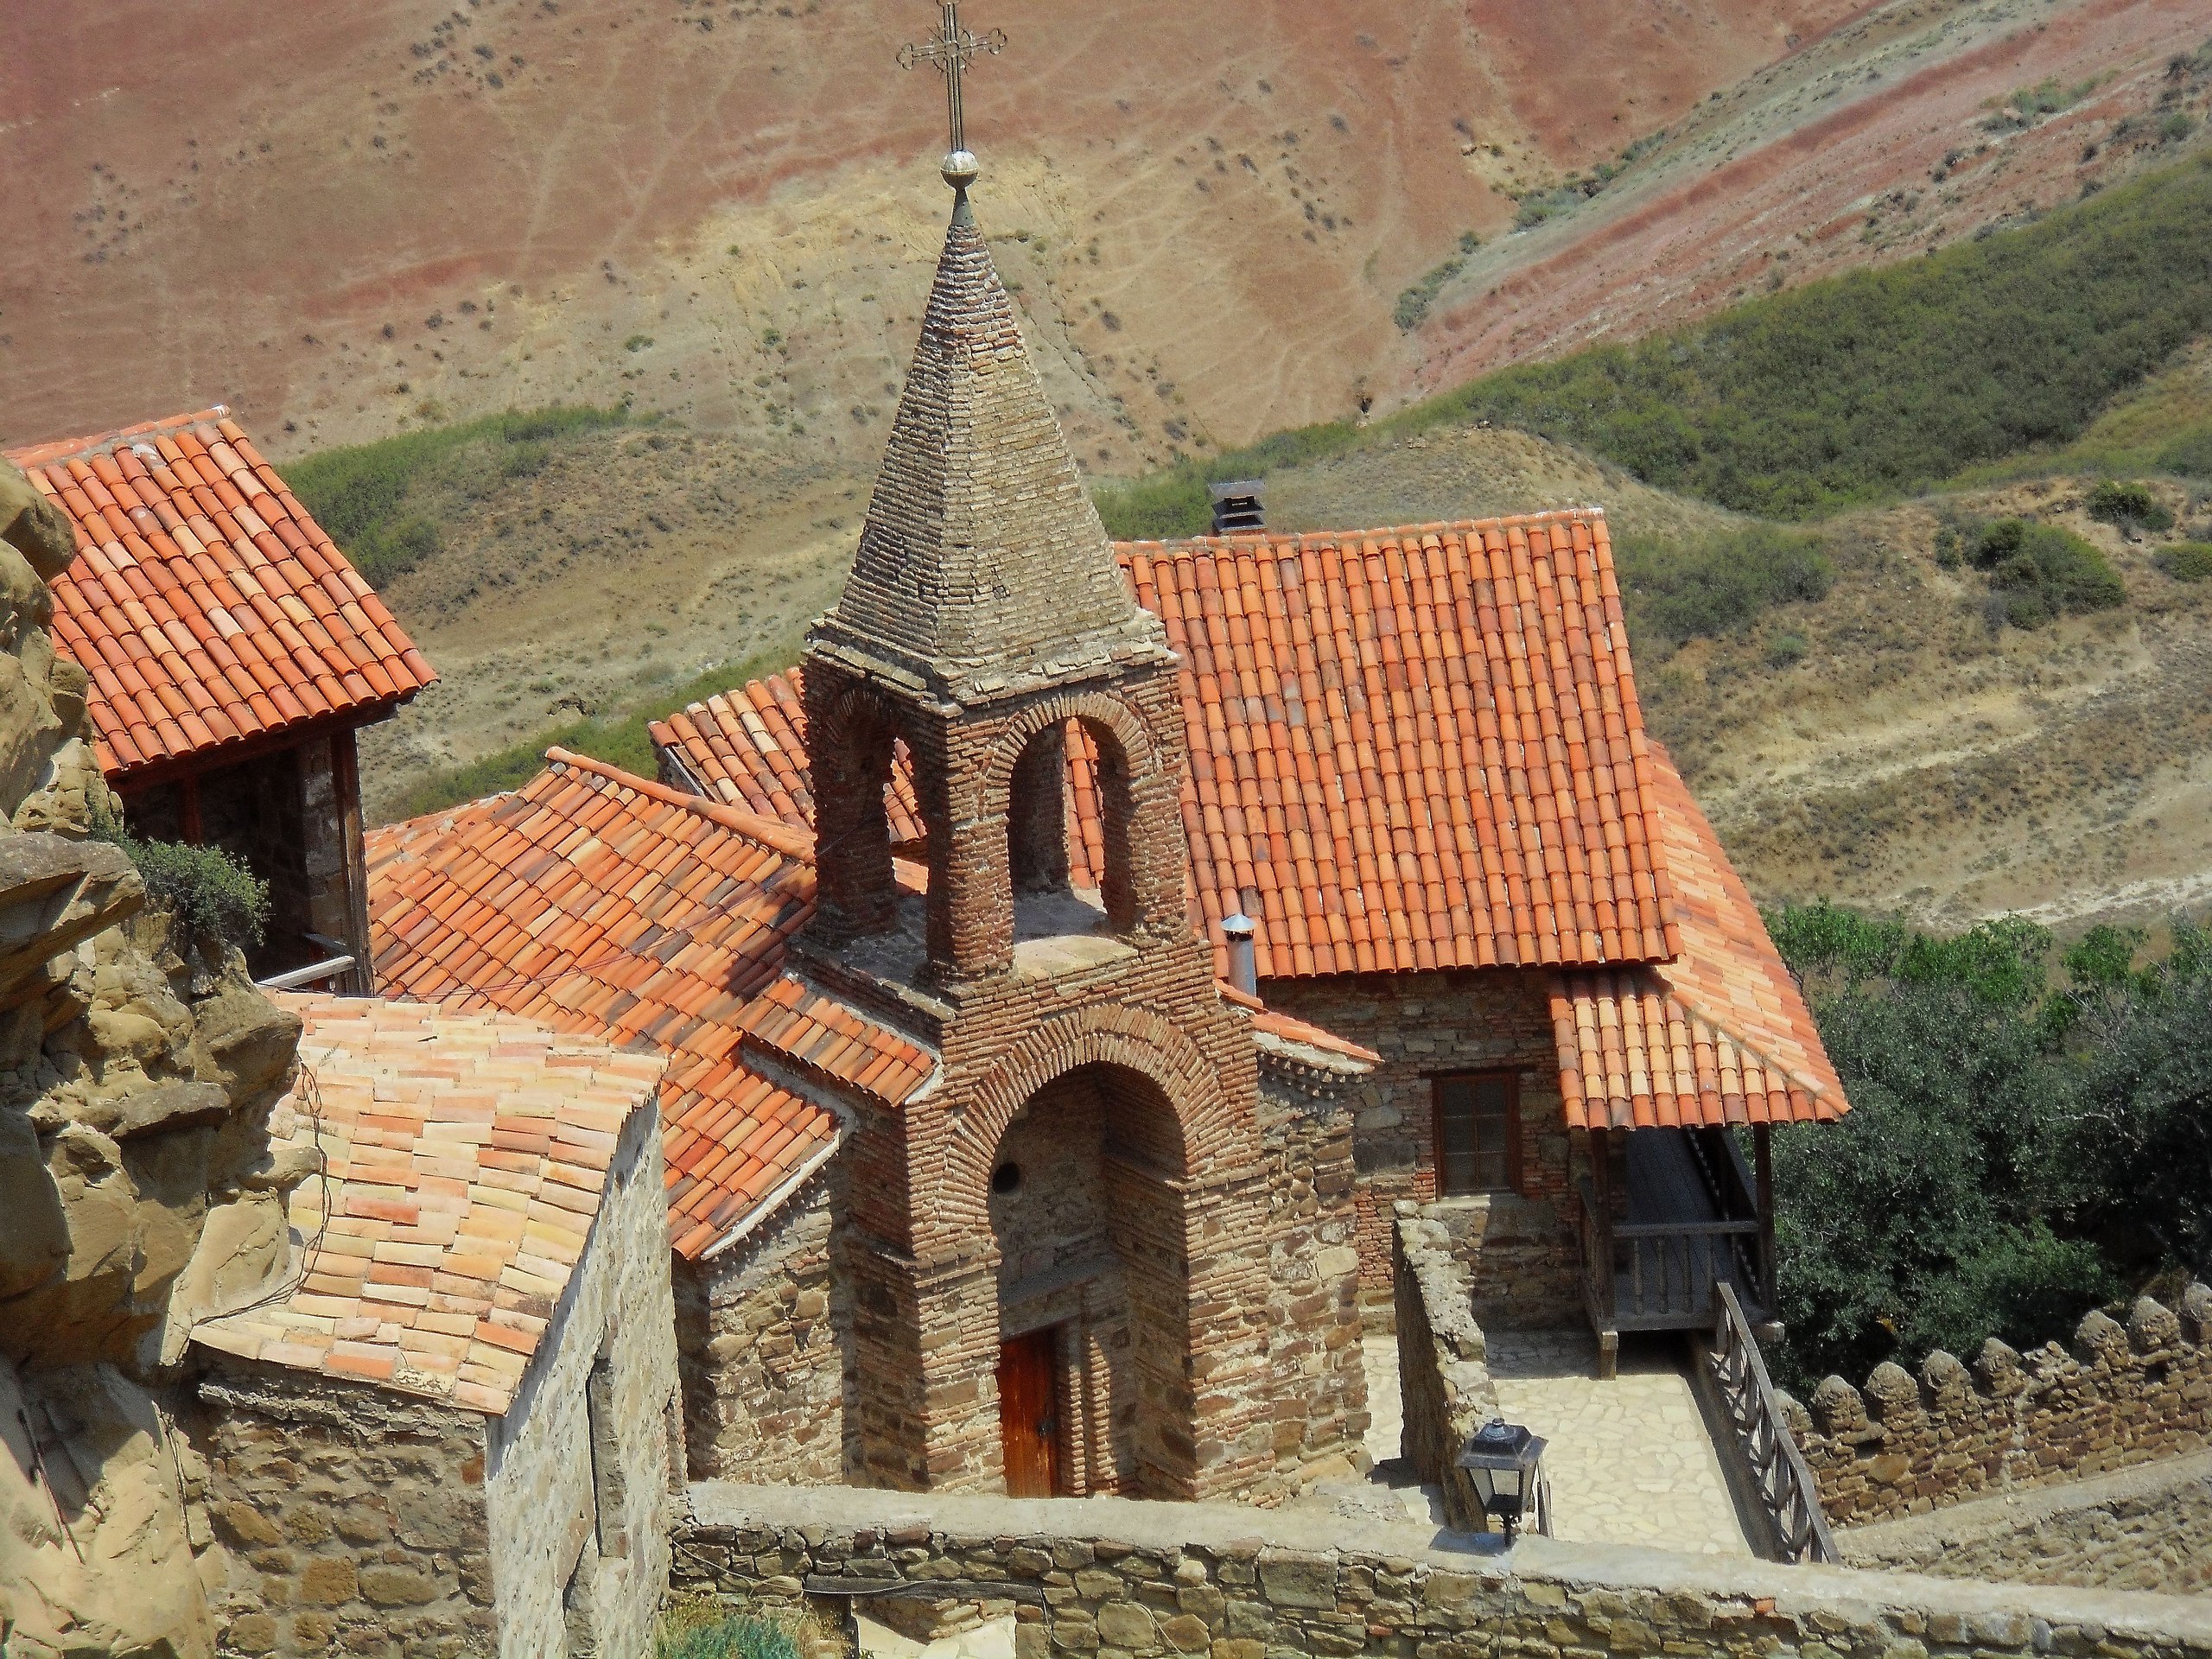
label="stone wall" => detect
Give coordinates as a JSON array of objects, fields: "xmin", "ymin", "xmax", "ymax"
[
  {"xmin": 1795, "ymin": 1287, "xmax": 2212, "ymax": 1526},
  {"xmin": 1266, "ymin": 970, "xmax": 1579, "ymax": 1329},
  {"xmin": 1839, "ymin": 1452, "xmax": 2212, "ymax": 1597},
  {"xmin": 189, "ymin": 1369, "xmax": 496, "ymax": 1656},
  {"xmin": 678, "ymin": 1167, "xmax": 849, "ymax": 1485},
  {"xmin": 485, "ymin": 1091, "xmax": 681, "ymax": 1659},
  {"xmin": 1392, "ymin": 1208, "xmax": 1499, "ymax": 1533},
  {"xmin": 674, "ymin": 1481, "xmax": 2212, "ymax": 1659}
]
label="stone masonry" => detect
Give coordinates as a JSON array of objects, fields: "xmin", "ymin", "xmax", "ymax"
[
  {"xmin": 1839, "ymin": 1452, "xmax": 2212, "ymax": 1597},
  {"xmin": 1793, "ymin": 1287, "xmax": 2211, "ymax": 1526},
  {"xmin": 677, "ymin": 1168, "xmax": 849, "ymax": 1485},
  {"xmin": 673, "ymin": 1482, "xmax": 2212, "ymax": 1659},
  {"xmin": 1268, "ymin": 970, "xmax": 1580, "ymax": 1332},
  {"xmin": 1391, "ymin": 1205, "xmax": 1500, "ymax": 1534}
]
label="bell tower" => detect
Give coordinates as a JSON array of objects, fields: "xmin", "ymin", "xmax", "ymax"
[{"xmin": 794, "ymin": 112, "xmax": 1273, "ymax": 1496}]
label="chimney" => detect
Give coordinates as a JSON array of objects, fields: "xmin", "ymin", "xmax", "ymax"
[
  {"xmin": 1208, "ymin": 480, "xmax": 1265, "ymax": 535},
  {"xmin": 1222, "ymin": 912, "xmax": 1258, "ymax": 997}
]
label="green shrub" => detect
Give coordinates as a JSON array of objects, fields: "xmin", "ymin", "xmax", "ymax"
[
  {"xmin": 1968, "ymin": 518, "xmax": 2123, "ymax": 625},
  {"xmin": 658, "ymin": 1612, "xmax": 801, "ymax": 1659},
  {"xmin": 2087, "ymin": 478, "xmax": 2175, "ymax": 530},
  {"xmin": 280, "ymin": 404, "xmax": 630, "ymax": 585},
  {"xmin": 1766, "ymin": 629, "xmax": 1809, "ymax": 667},
  {"xmin": 1090, "ymin": 421, "xmax": 1363, "ymax": 540},
  {"xmin": 89, "ymin": 806, "xmax": 270, "ymax": 950},
  {"xmin": 2158, "ymin": 541, "xmax": 2212, "ymax": 580},
  {"xmin": 1613, "ymin": 524, "xmax": 1833, "ymax": 656},
  {"xmin": 1428, "ymin": 154, "xmax": 2212, "ymax": 517},
  {"xmin": 2155, "ymin": 422, "xmax": 2212, "ymax": 478}
]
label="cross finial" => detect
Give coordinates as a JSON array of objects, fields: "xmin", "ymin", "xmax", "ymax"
[{"xmin": 898, "ymin": 1, "xmax": 1006, "ymax": 199}]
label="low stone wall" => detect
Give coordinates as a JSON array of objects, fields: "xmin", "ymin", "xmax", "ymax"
[
  {"xmin": 1391, "ymin": 1208, "xmax": 1497, "ymax": 1532},
  {"xmin": 676, "ymin": 1482, "xmax": 2212, "ymax": 1659},
  {"xmin": 1840, "ymin": 1452, "xmax": 2212, "ymax": 1597},
  {"xmin": 1795, "ymin": 1287, "xmax": 2212, "ymax": 1526}
]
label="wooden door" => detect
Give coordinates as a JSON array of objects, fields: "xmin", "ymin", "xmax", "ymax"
[{"xmin": 996, "ymin": 1326, "xmax": 1061, "ymax": 1497}]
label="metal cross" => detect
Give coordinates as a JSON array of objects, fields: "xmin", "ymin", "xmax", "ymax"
[{"xmin": 898, "ymin": 1, "xmax": 1006, "ymax": 158}]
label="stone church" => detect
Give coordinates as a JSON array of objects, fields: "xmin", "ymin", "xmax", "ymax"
[{"xmin": 367, "ymin": 149, "xmax": 1848, "ymax": 1501}]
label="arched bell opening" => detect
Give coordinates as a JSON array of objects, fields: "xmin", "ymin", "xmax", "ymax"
[{"xmin": 1003, "ymin": 716, "xmax": 1140, "ymax": 956}]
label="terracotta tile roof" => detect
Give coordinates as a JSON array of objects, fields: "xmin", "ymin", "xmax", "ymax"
[
  {"xmin": 658, "ymin": 514, "xmax": 1677, "ymax": 979},
  {"xmin": 4, "ymin": 408, "xmax": 435, "ymax": 779},
  {"xmin": 191, "ymin": 995, "xmax": 663, "ymax": 1416},
  {"xmin": 1550, "ymin": 744, "xmax": 1847, "ymax": 1129},
  {"xmin": 365, "ymin": 750, "xmax": 930, "ymax": 1259}
]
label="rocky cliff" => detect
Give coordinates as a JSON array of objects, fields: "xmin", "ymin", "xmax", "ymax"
[{"xmin": 0, "ymin": 456, "xmax": 307, "ymax": 1659}]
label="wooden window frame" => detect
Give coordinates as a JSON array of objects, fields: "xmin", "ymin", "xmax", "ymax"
[{"xmin": 1430, "ymin": 1071, "xmax": 1524, "ymax": 1197}]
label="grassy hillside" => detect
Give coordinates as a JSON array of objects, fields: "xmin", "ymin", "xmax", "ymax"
[{"xmin": 1097, "ymin": 153, "xmax": 2212, "ymax": 535}]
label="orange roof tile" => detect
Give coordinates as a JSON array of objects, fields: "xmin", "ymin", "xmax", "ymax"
[
  {"xmin": 365, "ymin": 750, "xmax": 932, "ymax": 1260},
  {"xmin": 4, "ymin": 408, "xmax": 435, "ymax": 779},
  {"xmin": 191, "ymin": 995, "xmax": 663, "ymax": 1416},
  {"xmin": 1550, "ymin": 744, "xmax": 1846, "ymax": 1130},
  {"xmin": 657, "ymin": 513, "xmax": 1678, "ymax": 979}
]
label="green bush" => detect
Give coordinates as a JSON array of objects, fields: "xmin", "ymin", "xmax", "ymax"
[
  {"xmin": 1426, "ymin": 155, "xmax": 2212, "ymax": 517},
  {"xmin": 1091, "ymin": 421, "xmax": 1363, "ymax": 540},
  {"xmin": 2156, "ymin": 422, "xmax": 2212, "ymax": 477},
  {"xmin": 2158, "ymin": 541, "xmax": 2212, "ymax": 580},
  {"xmin": 1967, "ymin": 518, "xmax": 2123, "ymax": 625},
  {"xmin": 89, "ymin": 806, "xmax": 270, "ymax": 950},
  {"xmin": 280, "ymin": 404, "xmax": 630, "ymax": 585},
  {"xmin": 658, "ymin": 1612, "xmax": 801, "ymax": 1659},
  {"xmin": 1612, "ymin": 524, "xmax": 1833, "ymax": 656},
  {"xmin": 2087, "ymin": 478, "xmax": 2175, "ymax": 530},
  {"xmin": 1766, "ymin": 629, "xmax": 1809, "ymax": 667}
]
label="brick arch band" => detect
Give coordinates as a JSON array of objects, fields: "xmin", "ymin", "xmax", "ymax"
[
  {"xmin": 977, "ymin": 686, "xmax": 1159, "ymax": 804},
  {"xmin": 930, "ymin": 1006, "xmax": 1236, "ymax": 1243}
]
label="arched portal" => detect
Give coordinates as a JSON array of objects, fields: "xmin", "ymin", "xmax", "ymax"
[{"xmin": 984, "ymin": 1061, "xmax": 1192, "ymax": 1498}]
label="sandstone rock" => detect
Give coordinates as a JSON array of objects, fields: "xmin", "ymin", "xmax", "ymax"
[
  {"xmin": 359, "ymin": 1564, "xmax": 440, "ymax": 1606},
  {"xmin": 300, "ymin": 1556, "xmax": 359, "ymax": 1605},
  {"xmin": 0, "ymin": 461, "xmax": 78, "ymax": 583},
  {"xmin": 1255, "ymin": 1549, "xmax": 1336, "ymax": 1610}
]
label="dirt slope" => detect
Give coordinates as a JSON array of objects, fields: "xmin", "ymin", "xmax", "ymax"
[{"xmin": 2, "ymin": 0, "xmax": 1880, "ymax": 474}]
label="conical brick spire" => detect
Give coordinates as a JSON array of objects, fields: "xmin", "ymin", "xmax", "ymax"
[{"xmin": 811, "ymin": 186, "xmax": 1169, "ymax": 704}]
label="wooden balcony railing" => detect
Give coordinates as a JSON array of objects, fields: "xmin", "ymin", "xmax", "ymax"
[
  {"xmin": 1575, "ymin": 1175, "xmax": 1771, "ymax": 1334},
  {"xmin": 1707, "ymin": 1281, "xmax": 1838, "ymax": 1564}
]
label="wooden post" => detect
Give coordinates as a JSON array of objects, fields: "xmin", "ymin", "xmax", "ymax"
[
  {"xmin": 332, "ymin": 730, "xmax": 374, "ymax": 996},
  {"xmin": 1753, "ymin": 1123, "xmax": 1777, "ymax": 1313}
]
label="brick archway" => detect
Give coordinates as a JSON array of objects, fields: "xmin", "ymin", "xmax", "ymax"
[
  {"xmin": 977, "ymin": 688, "xmax": 1157, "ymax": 806},
  {"xmin": 929, "ymin": 1007, "xmax": 1236, "ymax": 1250}
]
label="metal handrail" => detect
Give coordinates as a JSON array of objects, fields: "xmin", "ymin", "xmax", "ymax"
[{"xmin": 1708, "ymin": 1281, "xmax": 1838, "ymax": 1563}]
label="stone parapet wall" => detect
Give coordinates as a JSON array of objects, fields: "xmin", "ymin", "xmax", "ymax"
[
  {"xmin": 1839, "ymin": 1452, "xmax": 2212, "ymax": 1597},
  {"xmin": 1391, "ymin": 1208, "xmax": 1498, "ymax": 1533},
  {"xmin": 676, "ymin": 1482, "xmax": 2212, "ymax": 1659},
  {"xmin": 1795, "ymin": 1287, "xmax": 2211, "ymax": 1527}
]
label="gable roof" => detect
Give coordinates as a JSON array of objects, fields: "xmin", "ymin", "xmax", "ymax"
[
  {"xmin": 1551, "ymin": 744, "xmax": 1845, "ymax": 1129},
  {"xmin": 658, "ymin": 513, "xmax": 1679, "ymax": 979},
  {"xmin": 4, "ymin": 408, "xmax": 435, "ymax": 779},
  {"xmin": 192, "ymin": 995, "xmax": 663, "ymax": 1416},
  {"xmin": 365, "ymin": 750, "xmax": 927, "ymax": 1259}
]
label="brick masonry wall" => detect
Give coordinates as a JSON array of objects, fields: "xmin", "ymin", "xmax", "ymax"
[
  {"xmin": 1266, "ymin": 970, "xmax": 1580, "ymax": 1331},
  {"xmin": 1795, "ymin": 1286, "xmax": 2212, "ymax": 1527},
  {"xmin": 1392, "ymin": 1208, "xmax": 1500, "ymax": 1534},
  {"xmin": 1839, "ymin": 1452, "xmax": 2212, "ymax": 1597},
  {"xmin": 188, "ymin": 1369, "xmax": 497, "ymax": 1656},
  {"xmin": 678, "ymin": 1168, "xmax": 849, "ymax": 1485},
  {"xmin": 673, "ymin": 1481, "xmax": 2212, "ymax": 1659}
]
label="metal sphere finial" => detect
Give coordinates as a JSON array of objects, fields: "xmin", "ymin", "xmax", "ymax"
[{"xmin": 942, "ymin": 149, "xmax": 980, "ymax": 191}]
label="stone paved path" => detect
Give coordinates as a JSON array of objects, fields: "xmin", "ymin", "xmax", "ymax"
[{"xmin": 1484, "ymin": 1329, "xmax": 1754, "ymax": 1555}]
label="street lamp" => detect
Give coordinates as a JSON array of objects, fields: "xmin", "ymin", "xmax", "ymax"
[{"xmin": 1457, "ymin": 1416, "xmax": 1548, "ymax": 1541}]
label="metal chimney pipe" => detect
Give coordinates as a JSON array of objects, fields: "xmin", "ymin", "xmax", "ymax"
[{"xmin": 1222, "ymin": 912, "xmax": 1258, "ymax": 997}]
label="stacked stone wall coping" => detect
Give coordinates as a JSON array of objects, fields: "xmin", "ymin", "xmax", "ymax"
[
  {"xmin": 675, "ymin": 1482, "xmax": 2212, "ymax": 1659},
  {"xmin": 1391, "ymin": 1206, "xmax": 1499, "ymax": 1533},
  {"xmin": 1791, "ymin": 1285, "xmax": 2212, "ymax": 1527}
]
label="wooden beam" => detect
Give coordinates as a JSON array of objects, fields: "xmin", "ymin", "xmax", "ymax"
[
  {"xmin": 1754, "ymin": 1123, "xmax": 1777, "ymax": 1313},
  {"xmin": 332, "ymin": 729, "xmax": 374, "ymax": 997}
]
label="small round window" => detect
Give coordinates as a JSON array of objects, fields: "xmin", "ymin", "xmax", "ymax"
[{"xmin": 991, "ymin": 1161, "xmax": 1022, "ymax": 1195}]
